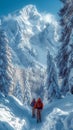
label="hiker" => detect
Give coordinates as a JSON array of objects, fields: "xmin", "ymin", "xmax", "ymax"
[
  {"xmin": 30, "ymin": 98, "xmax": 36, "ymax": 118},
  {"xmin": 34, "ymin": 98, "xmax": 43, "ymax": 122}
]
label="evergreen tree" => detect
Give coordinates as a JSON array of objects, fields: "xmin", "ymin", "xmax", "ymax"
[
  {"xmin": 13, "ymin": 81, "xmax": 23, "ymax": 102},
  {"xmin": 46, "ymin": 51, "xmax": 60, "ymax": 101},
  {"xmin": 23, "ymin": 72, "xmax": 32, "ymax": 105},
  {"xmin": 57, "ymin": 0, "xmax": 73, "ymax": 95},
  {"xmin": 0, "ymin": 28, "xmax": 13, "ymax": 96}
]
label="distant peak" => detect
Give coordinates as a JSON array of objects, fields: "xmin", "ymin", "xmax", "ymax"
[
  {"xmin": 22, "ymin": 4, "xmax": 37, "ymax": 11},
  {"xmin": 20, "ymin": 4, "xmax": 38, "ymax": 16}
]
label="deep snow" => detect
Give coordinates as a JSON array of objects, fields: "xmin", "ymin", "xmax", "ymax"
[{"xmin": 0, "ymin": 93, "xmax": 73, "ymax": 130}]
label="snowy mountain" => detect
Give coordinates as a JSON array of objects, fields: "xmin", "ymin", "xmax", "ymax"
[
  {"xmin": 0, "ymin": 5, "xmax": 60, "ymax": 102},
  {"xmin": 0, "ymin": 93, "xmax": 73, "ymax": 130},
  {"xmin": 1, "ymin": 5, "xmax": 59, "ymax": 66}
]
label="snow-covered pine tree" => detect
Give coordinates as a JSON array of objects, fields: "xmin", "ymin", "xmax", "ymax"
[
  {"xmin": 46, "ymin": 50, "xmax": 60, "ymax": 101},
  {"xmin": 23, "ymin": 72, "xmax": 32, "ymax": 105},
  {"xmin": 57, "ymin": 0, "xmax": 73, "ymax": 95},
  {"xmin": 13, "ymin": 81, "xmax": 23, "ymax": 102},
  {"xmin": 0, "ymin": 28, "xmax": 13, "ymax": 96},
  {"xmin": 68, "ymin": 29, "xmax": 73, "ymax": 94}
]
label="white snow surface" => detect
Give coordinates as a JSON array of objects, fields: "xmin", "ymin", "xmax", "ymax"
[{"xmin": 0, "ymin": 93, "xmax": 73, "ymax": 130}]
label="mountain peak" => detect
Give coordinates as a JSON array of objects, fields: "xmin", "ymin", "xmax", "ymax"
[
  {"xmin": 20, "ymin": 4, "xmax": 39, "ymax": 18},
  {"xmin": 1, "ymin": 4, "xmax": 59, "ymax": 66},
  {"xmin": 21, "ymin": 4, "xmax": 37, "ymax": 13}
]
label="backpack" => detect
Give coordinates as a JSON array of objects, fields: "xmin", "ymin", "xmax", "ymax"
[{"xmin": 31, "ymin": 100, "xmax": 36, "ymax": 107}]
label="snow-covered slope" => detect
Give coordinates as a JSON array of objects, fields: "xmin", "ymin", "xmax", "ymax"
[{"xmin": 0, "ymin": 93, "xmax": 73, "ymax": 130}]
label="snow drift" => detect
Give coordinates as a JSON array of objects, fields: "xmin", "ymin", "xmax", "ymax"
[{"xmin": 0, "ymin": 93, "xmax": 73, "ymax": 130}]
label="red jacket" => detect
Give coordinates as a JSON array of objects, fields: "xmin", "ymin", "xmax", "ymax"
[{"xmin": 34, "ymin": 98, "xmax": 43, "ymax": 109}]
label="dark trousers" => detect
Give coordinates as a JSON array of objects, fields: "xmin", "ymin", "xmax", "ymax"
[
  {"xmin": 32, "ymin": 107, "xmax": 35, "ymax": 117},
  {"xmin": 36, "ymin": 109, "xmax": 41, "ymax": 122}
]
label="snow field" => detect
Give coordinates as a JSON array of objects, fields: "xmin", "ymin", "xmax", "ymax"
[{"xmin": 0, "ymin": 94, "xmax": 73, "ymax": 130}]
